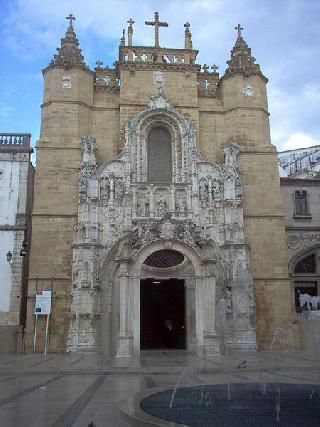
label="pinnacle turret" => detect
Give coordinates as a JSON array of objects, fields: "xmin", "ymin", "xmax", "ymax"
[
  {"xmin": 48, "ymin": 14, "xmax": 88, "ymax": 69},
  {"xmin": 224, "ymin": 24, "xmax": 266, "ymax": 80}
]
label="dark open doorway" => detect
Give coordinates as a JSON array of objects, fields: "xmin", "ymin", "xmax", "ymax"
[{"xmin": 140, "ymin": 278, "xmax": 186, "ymax": 349}]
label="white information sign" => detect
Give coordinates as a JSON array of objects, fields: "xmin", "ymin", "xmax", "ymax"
[{"xmin": 34, "ymin": 291, "xmax": 52, "ymax": 315}]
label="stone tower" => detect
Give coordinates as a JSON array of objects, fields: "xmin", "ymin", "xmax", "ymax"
[{"xmin": 25, "ymin": 14, "xmax": 298, "ymax": 355}]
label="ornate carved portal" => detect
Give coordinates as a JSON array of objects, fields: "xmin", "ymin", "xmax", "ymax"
[{"xmin": 67, "ymin": 88, "xmax": 256, "ymax": 356}]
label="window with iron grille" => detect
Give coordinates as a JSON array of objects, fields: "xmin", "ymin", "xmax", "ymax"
[
  {"xmin": 144, "ymin": 250, "xmax": 184, "ymax": 268},
  {"xmin": 294, "ymin": 190, "xmax": 309, "ymax": 216}
]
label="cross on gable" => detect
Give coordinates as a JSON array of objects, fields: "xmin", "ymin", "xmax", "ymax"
[
  {"xmin": 211, "ymin": 64, "xmax": 219, "ymax": 73},
  {"xmin": 184, "ymin": 22, "xmax": 190, "ymax": 30},
  {"xmin": 66, "ymin": 14, "xmax": 76, "ymax": 26},
  {"xmin": 234, "ymin": 23, "xmax": 243, "ymax": 38},
  {"xmin": 145, "ymin": 11, "xmax": 168, "ymax": 47},
  {"xmin": 202, "ymin": 64, "xmax": 210, "ymax": 73},
  {"xmin": 96, "ymin": 60, "xmax": 103, "ymax": 68},
  {"xmin": 127, "ymin": 18, "xmax": 135, "ymax": 28}
]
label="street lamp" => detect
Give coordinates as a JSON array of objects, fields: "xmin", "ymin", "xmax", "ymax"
[
  {"xmin": 6, "ymin": 251, "xmax": 13, "ymax": 263},
  {"xmin": 20, "ymin": 240, "xmax": 28, "ymax": 257}
]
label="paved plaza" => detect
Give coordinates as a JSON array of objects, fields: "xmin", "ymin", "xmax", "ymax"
[{"xmin": 0, "ymin": 350, "xmax": 318, "ymax": 426}]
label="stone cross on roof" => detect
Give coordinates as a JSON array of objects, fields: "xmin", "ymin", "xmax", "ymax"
[
  {"xmin": 66, "ymin": 13, "xmax": 76, "ymax": 27},
  {"xmin": 211, "ymin": 64, "xmax": 219, "ymax": 73},
  {"xmin": 127, "ymin": 18, "xmax": 135, "ymax": 28},
  {"xmin": 145, "ymin": 12, "xmax": 168, "ymax": 47},
  {"xmin": 184, "ymin": 22, "xmax": 190, "ymax": 30},
  {"xmin": 234, "ymin": 23, "xmax": 243, "ymax": 38}
]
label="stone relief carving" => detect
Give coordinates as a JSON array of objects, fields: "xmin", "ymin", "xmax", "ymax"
[
  {"xmin": 148, "ymin": 86, "xmax": 174, "ymax": 110},
  {"xmin": 69, "ymin": 89, "xmax": 254, "ymax": 352},
  {"xmin": 287, "ymin": 232, "xmax": 320, "ymax": 251}
]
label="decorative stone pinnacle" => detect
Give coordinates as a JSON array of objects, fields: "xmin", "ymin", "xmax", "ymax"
[
  {"xmin": 66, "ymin": 13, "xmax": 76, "ymax": 27},
  {"xmin": 127, "ymin": 18, "xmax": 134, "ymax": 46},
  {"xmin": 48, "ymin": 15, "xmax": 88, "ymax": 70},
  {"xmin": 234, "ymin": 24, "xmax": 243, "ymax": 39},
  {"xmin": 224, "ymin": 25, "xmax": 265, "ymax": 80},
  {"xmin": 120, "ymin": 29, "xmax": 125, "ymax": 46},
  {"xmin": 145, "ymin": 11, "xmax": 168, "ymax": 47}
]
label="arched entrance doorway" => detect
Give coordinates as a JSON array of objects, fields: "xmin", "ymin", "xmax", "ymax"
[
  {"xmin": 140, "ymin": 249, "xmax": 187, "ymax": 349},
  {"xmin": 140, "ymin": 278, "xmax": 186, "ymax": 349},
  {"xmin": 101, "ymin": 239, "xmax": 220, "ymax": 358}
]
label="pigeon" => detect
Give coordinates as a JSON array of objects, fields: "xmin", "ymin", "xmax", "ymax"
[{"xmin": 236, "ymin": 360, "xmax": 247, "ymax": 369}]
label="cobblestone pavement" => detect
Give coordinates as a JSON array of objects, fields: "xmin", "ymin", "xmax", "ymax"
[{"xmin": 0, "ymin": 350, "xmax": 318, "ymax": 426}]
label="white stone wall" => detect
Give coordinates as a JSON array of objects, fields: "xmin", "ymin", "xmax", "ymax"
[
  {"xmin": 0, "ymin": 161, "xmax": 20, "ymax": 224},
  {"xmin": 0, "ymin": 156, "xmax": 27, "ymax": 326},
  {"xmin": 0, "ymin": 231, "xmax": 14, "ymax": 314}
]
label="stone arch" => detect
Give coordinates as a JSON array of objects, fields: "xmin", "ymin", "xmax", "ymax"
[
  {"xmin": 126, "ymin": 100, "xmax": 197, "ymax": 183},
  {"xmin": 288, "ymin": 245, "xmax": 320, "ymax": 312},
  {"xmin": 100, "ymin": 236, "xmax": 221, "ymax": 357},
  {"xmin": 288, "ymin": 245, "xmax": 320, "ymax": 274}
]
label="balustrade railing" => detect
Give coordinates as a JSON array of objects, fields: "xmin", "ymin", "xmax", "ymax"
[
  {"xmin": 197, "ymin": 71, "xmax": 219, "ymax": 97},
  {"xmin": 95, "ymin": 68, "xmax": 120, "ymax": 90},
  {"xmin": 119, "ymin": 46, "xmax": 198, "ymax": 66},
  {"xmin": 0, "ymin": 133, "xmax": 31, "ymax": 146}
]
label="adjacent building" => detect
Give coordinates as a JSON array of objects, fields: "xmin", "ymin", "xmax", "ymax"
[
  {"xmin": 279, "ymin": 147, "xmax": 320, "ymax": 311},
  {"xmin": 0, "ymin": 133, "xmax": 34, "ymax": 353}
]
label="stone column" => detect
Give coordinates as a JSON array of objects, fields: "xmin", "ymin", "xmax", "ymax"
[
  {"xmin": 195, "ymin": 277, "xmax": 205, "ymax": 355},
  {"xmin": 131, "ymin": 276, "xmax": 141, "ymax": 356},
  {"xmin": 116, "ymin": 261, "xmax": 133, "ymax": 357},
  {"xmin": 149, "ymin": 185, "xmax": 155, "ymax": 217},
  {"xmin": 185, "ymin": 278, "xmax": 197, "ymax": 353},
  {"xmin": 132, "ymin": 187, "xmax": 137, "ymax": 216},
  {"xmin": 170, "ymin": 185, "xmax": 175, "ymax": 212},
  {"xmin": 202, "ymin": 273, "xmax": 220, "ymax": 355}
]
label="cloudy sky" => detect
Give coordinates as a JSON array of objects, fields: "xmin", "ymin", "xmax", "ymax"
[{"xmin": 0, "ymin": 0, "xmax": 319, "ymax": 155}]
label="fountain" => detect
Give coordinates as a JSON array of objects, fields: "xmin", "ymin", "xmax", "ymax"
[
  {"xmin": 136, "ymin": 281, "xmax": 320, "ymax": 425},
  {"xmin": 138, "ymin": 317, "xmax": 320, "ymax": 425},
  {"xmin": 141, "ymin": 382, "xmax": 320, "ymax": 426}
]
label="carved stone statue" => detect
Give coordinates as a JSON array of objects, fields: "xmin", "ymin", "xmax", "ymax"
[
  {"xmin": 115, "ymin": 177, "xmax": 124, "ymax": 199},
  {"xmin": 157, "ymin": 194, "xmax": 167, "ymax": 217},
  {"xmin": 100, "ymin": 177, "xmax": 110, "ymax": 200},
  {"xmin": 224, "ymin": 146, "xmax": 239, "ymax": 167},
  {"xmin": 212, "ymin": 178, "xmax": 222, "ymax": 201},
  {"xmin": 199, "ymin": 178, "xmax": 209, "ymax": 207},
  {"xmin": 235, "ymin": 176, "xmax": 243, "ymax": 200},
  {"xmin": 175, "ymin": 195, "xmax": 186, "ymax": 216},
  {"xmin": 79, "ymin": 175, "xmax": 87, "ymax": 201}
]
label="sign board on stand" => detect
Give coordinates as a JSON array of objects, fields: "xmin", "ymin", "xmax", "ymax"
[{"xmin": 33, "ymin": 291, "xmax": 52, "ymax": 354}]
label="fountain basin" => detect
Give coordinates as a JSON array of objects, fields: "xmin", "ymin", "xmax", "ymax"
[{"xmin": 139, "ymin": 383, "xmax": 320, "ymax": 426}]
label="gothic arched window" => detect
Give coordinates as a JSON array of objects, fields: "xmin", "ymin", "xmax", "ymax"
[
  {"xmin": 147, "ymin": 127, "xmax": 172, "ymax": 183},
  {"xmin": 294, "ymin": 254, "xmax": 316, "ymax": 274}
]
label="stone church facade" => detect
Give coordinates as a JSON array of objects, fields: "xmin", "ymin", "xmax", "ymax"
[{"xmin": 25, "ymin": 13, "xmax": 298, "ymax": 355}]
